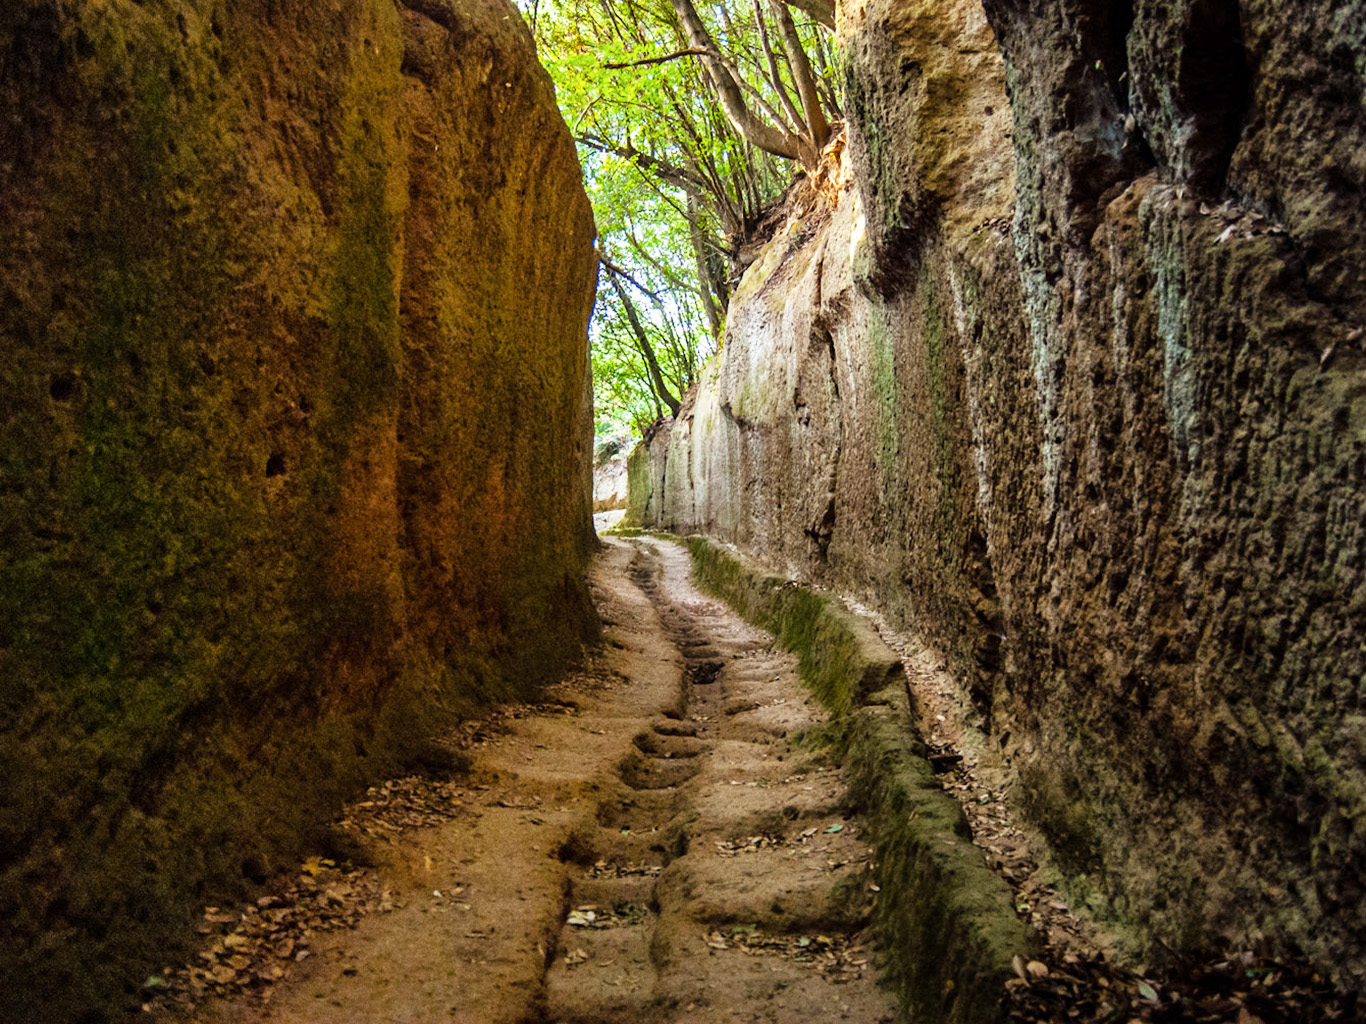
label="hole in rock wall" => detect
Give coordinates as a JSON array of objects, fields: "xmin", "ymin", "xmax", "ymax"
[
  {"xmin": 49, "ymin": 373, "xmax": 75, "ymax": 401},
  {"xmin": 1173, "ymin": 0, "xmax": 1249, "ymax": 192}
]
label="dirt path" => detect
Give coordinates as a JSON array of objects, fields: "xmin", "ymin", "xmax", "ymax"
[{"xmin": 171, "ymin": 537, "xmax": 896, "ymax": 1024}]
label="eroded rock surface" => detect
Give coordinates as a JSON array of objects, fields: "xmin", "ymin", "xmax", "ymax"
[
  {"xmin": 593, "ymin": 433, "xmax": 633, "ymax": 512},
  {"xmin": 0, "ymin": 2, "xmax": 595, "ymax": 1018},
  {"xmin": 632, "ymin": 0, "xmax": 1366, "ymax": 986}
]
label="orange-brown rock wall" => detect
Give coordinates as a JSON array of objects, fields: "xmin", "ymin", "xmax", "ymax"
[{"xmin": 0, "ymin": 2, "xmax": 596, "ymax": 1018}]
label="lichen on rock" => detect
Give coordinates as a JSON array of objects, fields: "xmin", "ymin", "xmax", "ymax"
[{"xmin": 629, "ymin": 0, "xmax": 1366, "ymax": 995}]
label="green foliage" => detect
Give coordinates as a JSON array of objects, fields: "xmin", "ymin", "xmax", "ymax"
[{"xmin": 519, "ymin": 0, "xmax": 840, "ymax": 432}]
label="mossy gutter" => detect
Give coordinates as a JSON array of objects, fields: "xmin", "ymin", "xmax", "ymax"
[{"xmin": 685, "ymin": 535, "xmax": 1034, "ymax": 1024}]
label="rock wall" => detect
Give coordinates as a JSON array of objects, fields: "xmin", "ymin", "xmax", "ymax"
[
  {"xmin": 0, "ymin": 1, "xmax": 597, "ymax": 1018},
  {"xmin": 633, "ymin": 0, "xmax": 1366, "ymax": 984},
  {"xmin": 593, "ymin": 434, "xmax": 633, "ymax": 512}
]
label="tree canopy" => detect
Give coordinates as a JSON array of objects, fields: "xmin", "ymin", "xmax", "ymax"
[{"xmin": 520, "ymin": 0, "xmax": 841, "ymax": 436}]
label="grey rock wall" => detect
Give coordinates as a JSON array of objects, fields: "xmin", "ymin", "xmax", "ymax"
[{"xmin": 632, "ymin": 0, "xmax": 1366, "ymax": 984}]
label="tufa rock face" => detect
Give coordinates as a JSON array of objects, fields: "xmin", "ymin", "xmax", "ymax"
[
  {"xmin": 634, "ymin": 0, "xmax": 1366, "ymax": 988},
  {"xmin": 593, "ymin": 434, "xmax": 633, "ymax": 512},
  {"xmin": 0, "ymin": 0, "xmax": 596, "ymax": 1018}
]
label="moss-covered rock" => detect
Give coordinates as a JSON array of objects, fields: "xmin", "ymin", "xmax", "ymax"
[{"xmin": 0, "ymin": 1, "xmax": 596, "ymax": 1019}]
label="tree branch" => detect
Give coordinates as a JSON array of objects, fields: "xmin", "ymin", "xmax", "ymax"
[
  {"xmin": 602, "ymin": 47, "xmax": 710, "ymax": 69},
  {"xmin": 575, "ymin": 134, "xmax": 709, "ymax": 193},
  {"xmin": 810, "ymin": 30, "xmax": 844, "ymax": 118},
  {"xmin": 607, "ymin": 274, "xmax": 681, "ymax": 417},
  {"xmin": 752, "ymin": 0, "xmax": 807, "ymax": 133},
  {"xmin": 600, "ymin": 256, "xmax": 661, "ymax": 301},
  {"xmin": 686, "ymin": 192, "xmax": 724, "ymax": 339}
]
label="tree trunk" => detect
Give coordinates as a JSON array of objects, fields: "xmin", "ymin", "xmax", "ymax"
[
  {"xmin": 769, "ymin": 0, "xmax": 829, "ymax": 154},
  {"xmin": 669, "ymin": 0, "xmax": 802, "ymax": 160},
  {"xmin": 608, "ymin": 272, "xmax": 681, "ymax": 417},
  {"xmin": 687, "ymin": 192, "xmax": 724, "ymax": 341}
]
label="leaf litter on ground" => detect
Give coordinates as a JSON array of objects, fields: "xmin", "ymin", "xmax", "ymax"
[
  {"xmin": 847, "ymin": 599, "xmax": 1361, "ymax": 1024},
  {"xmin": 142, "ymin": 862, "xmax": 389, "ymax": 1015},
  {"xmin": 141, "ymin": 711, "xmax": 522, "ymax": 1016},
  {"xmin": 701, "ymin": 925, "xmax": 870, "ymax": 984}
]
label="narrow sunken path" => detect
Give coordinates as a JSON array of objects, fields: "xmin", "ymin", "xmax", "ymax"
[{"xmin": 181, "ymin": 537, "xmax": 896, "ymax": 1024}]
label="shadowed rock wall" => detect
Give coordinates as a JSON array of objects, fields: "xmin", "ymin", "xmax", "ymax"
[
  {"xmin": 0, "ymin": 1, "xmax": 597, "ymax": 1018},
  {"xmin": 633, "ymin": 0, "xmax": 1366, "ymax": 987}
]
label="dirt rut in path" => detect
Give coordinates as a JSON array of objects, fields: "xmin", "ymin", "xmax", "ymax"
[{"xmin": 174, "ymin": 537, "xmax": 896, "ymax": 1024}]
